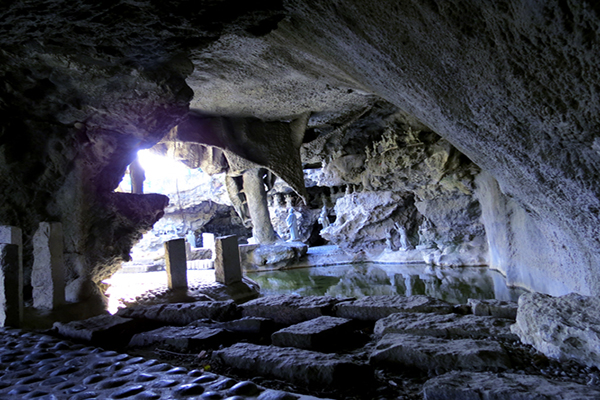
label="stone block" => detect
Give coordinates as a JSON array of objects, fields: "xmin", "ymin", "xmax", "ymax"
[
  {"xmin": 32, "ymin": 222, "xmax": 65, "ymax": 309},
  {"xmin": 511, "ymin": 292, "xmax": 600, "ymax": 368},
  {"xmin": 165, "ymin": 238, "xmax": 187, "ymax": 289},
  {"xmin": 271, "ymin": 316, "xmax": 353, "ymax": 350},
  {"xmin": 370, "ymin": 333, "xmax": 511, "ymax": 372},
  {"xmin": 0, "ymin": 244, "xmax": 22, "ymax": 327},
  {"xmin": 467, "ymin": 298, "xmax": 518, "ymax": 320},
  {"xmin": 334, "ymin": 295, "xmax": 454, "ymax": 321},
  {"xmin": 422, "ymin": 371, "xmax": 600, "ymax": 400},
  {"xmin": 116, "ymin": 300, "xmax": 239, "ymax": 324},
  {"xmin": 214, "ymin": 235, "xmax": 242, "ymax": 285},
  {"xmin": 374, "ymin": 312, "xmax": 518, "ymax": 340},
  {"xmin": 53, "ymin": 314, "xmax": 139, "ymax": 347},
  {"xmin": 219, "ymin": 317, "xmax": 275, "ymax": 335},
  {"xmin": 212, "ymin": 343, "xmax": 372, "ymax": 388},
  {"xmin": 129, "ymin": 325, "xmax": 233, "ymax": 351},
  {"xmin": 241, "ymin": 294, "xmax": 348, "ymax": 325}
]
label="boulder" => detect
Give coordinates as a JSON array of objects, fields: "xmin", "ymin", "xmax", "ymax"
[
  {"xmin": 370, "ymin": 333, "xmax": 511, "ymax": 372},
  {"xmin": 212, "ymin": 343, "xmax": 371, "ymax": 388},
  {"xmin": 467, "ymin": 298, "xmax": 518, "ymax": 320},
  {"xmin": 334, "ymin": 295, "xmax": 453, "ymax": 321},
  {"xmin": 116, "ymin": 300, "xmax": 239, "ymax": 325},
  {"xmin": 511, "ymin": 292, "xmax": 600, "ymax": 368},
  {"xmin": 271, "ymin": 316, "xmax": 354, "ymax": 351},
  {"xmin": 422, "ymin": 371, "xmax": 600, "ymax": 400},
  {"xmin": 374, "ymin": 312, "xmax": 518, "ymax": 340},
  {"xmin": 241, "ymin": 295, "xmax": 348, "ymax": 325},
  {"xmin": 53, "ymin": 314, "xmax": 139, "ymax": 347},
  {"xmin": 129, "ymin": 325, "xmax": 233, "ymax": 351}
]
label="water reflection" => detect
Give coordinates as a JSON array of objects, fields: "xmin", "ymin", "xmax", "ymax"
[{"xmin": 248, "ymin": 263, "xmax": 527, "ymax": 304}]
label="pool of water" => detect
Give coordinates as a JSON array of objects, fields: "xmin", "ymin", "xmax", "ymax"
[{"xmin": 247, "ymin": 263, "xmax": 527, "ymax": 304}]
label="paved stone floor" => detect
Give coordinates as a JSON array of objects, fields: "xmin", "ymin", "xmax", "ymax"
[{"xmin": 0, "ymin": 328, "xmax": 327, "ymax": 400}]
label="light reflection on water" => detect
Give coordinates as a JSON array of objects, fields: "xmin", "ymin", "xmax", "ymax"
[{"xmin": 247, "ymin": 263, "xmax": 527, "ymax": 304}]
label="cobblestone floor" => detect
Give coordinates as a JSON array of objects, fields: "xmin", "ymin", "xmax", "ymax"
[{"xmin": 0, "ymin": 328, "xmax": 327, "ymax": 400}]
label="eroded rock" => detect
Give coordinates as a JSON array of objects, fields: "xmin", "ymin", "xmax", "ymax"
[
  {"xmin": 511, "ymin": 292, "xmax": 600, "ymax": 368},
  {"xmin": 129, "ymin": 325, "xmax": 233, "ymax": 351},
  {"xmin": 271, "ymin": 316, "xmax": 354, "ymax": 351},
  {"xmin": 374, "ymin": 312, "xmax": 518, "ymax": 340},
  {"xmin": 116, "ymin": 300, "xmax": 239, "ymax": 325},
  {"xmin": 334, "ymin": 295, "xmax": 453, "ymax": 321},
  {"xmin": 241, "ymin": 295, "xmax": 348, "ymax": 325},
  {"xmin": 468, "ymin": 298, "xmax": 517, "ymax": 320},
  {"xmin": 53, "ymin": 314, "xmax": 139, "ymax": 347},
  {"xmin": 422, "ymin": 371, "xmax": 600, "ymax": 400},
  {"xmin": 370, "ymin": 333, "xmax": 511, "ymax": 372}
]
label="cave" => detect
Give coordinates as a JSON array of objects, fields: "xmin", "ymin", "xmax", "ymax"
[{"xmin": 1, "ymin": 1, "xmax": 600, "ymax": 399}]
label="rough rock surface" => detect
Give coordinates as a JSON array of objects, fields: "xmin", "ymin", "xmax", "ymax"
[
  {"xmin": 241, "ymin": 295, "xmax": 348, "ymax": 325},
  {"xmin": 116, "ymin": 300, "xmax": 239, "ymax": 325},
  {"xmin": 422, "ymin": 371, "xmax": 600, "ymax": 400},
  {"xmin": 129, "ymin": 325, "xmax": 233, "ymax": 351},
  {"xmin": 374, "ymin": 312, "xmax": 518, "ymax": 340},
  {"xmin": 334, "ymin": 295, "xmax": 453, "ymax": 321},
  {"xmin": 271, "ymin": 316, "xmax": 353, "ymax": 351},
  {"xmin": 511, "ymin": 292, "xmax": 600, "ymax": 368},
  {"xmin": 370, "ymin": 333, "xmax": 511, "ymax": 372},
  {"xmin": 468, "ymin": 298, "xmax": 518, "ymax": 320},
  {"xmin": 212, "ymin": 343, "xmax": 371, "ymax": 388},
  {"xmin": 53, "ymin": 314, "xmax": 139, "ymax": 347}
]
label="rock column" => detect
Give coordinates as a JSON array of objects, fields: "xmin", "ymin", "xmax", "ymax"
[
  {"xmin": 243, "ymin": 168, "xmax": 278, "ymax": 243},
  {"xmin": 0, "ymin": 226, "xmax": 23, "ymax": 325},
  {"xmin": 32, "ymin": 222, "xmax": 65, "ymax": 310},
  {"xmin": 165, "ymin": 238, "xmax": 187, "ymax": 289},
  {"xmin": 214, "ymin": 235, "xmax": 242, "ymax": 285},
  {"xmin": 0, "ymin": 244, "xmax": 21, "ymax": 327}
]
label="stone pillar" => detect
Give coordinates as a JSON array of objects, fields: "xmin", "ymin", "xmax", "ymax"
[
  {"xmin": 165, "ymin": 238, "xmax": 187, "ymax": 289},
  {"xmin": 0, "ymin": 226, "xmax": 23, "ymax": 325},
  {"xmin": 0, "ymin": 244, "xmax": 21, "ymax": 327},
  {"xmin": 202, "ymin": 233, "xmax": 216, "ymax": 259},
  {"xmin": 243, "ymin": 168, "xmax": 277, "ymax": 243},
  {"xmin": 214, "ymin": 235, "xmax": 242, "ymax": 285},
  {"xmin": 32, "ymin": 222, "xmax": 65, "ymax": 310},
  {"xmin": 130, "ymin": 156, "xmax": 145, "ymax": 194}
]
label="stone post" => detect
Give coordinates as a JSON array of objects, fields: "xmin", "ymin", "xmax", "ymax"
[
  {"xmin": 0, "ymin": 244, "xmax": 21, "ymax": 327},
  {"xmin": 130, "ymin": 155, "xmax": 145, "ymax": 194},
  {"xmin": 214, "ymin": 235, "xmax": 242, "ymax": 285},
  {"xmin": 32, "ymin": 222, "xmax": 65, "ymax": 310},
  {"xmin": 243, "ymin": 168, "xmax": 278, "ymax": 243},
  {"xmin": 0, "ymin": 226, "xmax": 23, "ymax": 325},
  {"xmin": 165, "ymin": 238, "xmax": 187, "ymax": 289}
]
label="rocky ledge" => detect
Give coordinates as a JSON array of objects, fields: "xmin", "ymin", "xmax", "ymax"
[{"xmin": 37, "ymin": 293, "xmax": 600, "ymax": 399}]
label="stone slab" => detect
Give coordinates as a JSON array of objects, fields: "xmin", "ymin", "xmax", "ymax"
[
  {"xmin": 212, "ymin": 343, "xmax": 372, "ymax": 388},
  {"xmin": 165, "ymin": 238, "xmax": 187, "ymax": 289},
  {"xmin": 241, "ymin": 294, "xmax": 349, "ymax": 325},
  {"xmin": 129, "ymin": 325, "xmax": 233, "ymax": 351},
  {"xmin": 370, "ymin": 333, "xmax": 511, "ymax": 372},
  {"xmin": 334, "ymin": 295, "xmax": 454, "ymax": 321},
  {"xmin": 374, "ymin": 312, "xmax": 518, "ymax": 340},
  {"xmin": 53, "ymin": 314, "xmax": 138, "ymax": 346},
  {"xmin": 214, "ymin": 235, "xmax": 242, "ymax": 285},
  {"xmin": 271, "ymin": 316, "xmax": 353, "ymax": 350},
  {"xmin": 219, "ymin": 316, "xmax": 275, "ymax": 335},
  {"xmin": 511, "ymin": 292, "xmax": 600, "ymax": 368},
  {"xmin": 467, "ymin": 298, "xmax": 518, "ymax": 320},
  {"xmin": 422, "ymin": 371, "xmax": 600, "ymax": 400},
  {"xmin": 0, "ymin": 244, "xmax": 22, "ymax": 327},
  {"xmin": 116, "ymin": 300, "xmax": 239, "ymax": 324},
  {"xmin": 32, "ymin": 222, "xmax": 65, "ymax": 309}
]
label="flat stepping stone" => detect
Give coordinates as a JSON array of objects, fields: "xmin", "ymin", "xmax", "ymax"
[
  {"xmin": 423, "ymin": 371, "xmax": 600, "ymax": 400},
  {"xmin": 116, "ymin": 300, "xmax": 239, "ymax": 325},
  {"xmin": 212, "ymin": 342, "xmax": 372, "ymax": 387},
  {"xmin": 53, "ymin": 314, "xmax": 138, "ymax": 347},
  {"xmin": 468, "ymin": 298, "xmax": 518, "ymax": 320},
  {"xmin": 218, "ymin": 316, "xmax": 276, "ymax": 335},
  {"xmin": 271, "ymin": 316, "xmax": 353, "ymax": 350},
  {"xmin": 129, "ymin": 326, "xmax": 233, "ymax": 351},
  {"xmin": 241, "ymin": 295, "xmax": 348, "ymax": 325},
  {"xmin": 335, "ymin": 295, "xmax": 454, "ymax": 321},
  {"xmin": 370, "ymin": 333, "xmax": 511, "ymax": 372},
  {"xmin": 374, "ymin": 312, "xmax": 518, "ymax": 340}
]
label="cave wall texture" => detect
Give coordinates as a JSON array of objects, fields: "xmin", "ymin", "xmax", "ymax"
[{"xmin": 1, "ymin": 0, "xmax": 599, "ymax": 305}]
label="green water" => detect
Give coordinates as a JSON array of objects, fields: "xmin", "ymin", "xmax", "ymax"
[{"xmin": 248, "ymin": 263, "xmax": 527, "ymax": 304}]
